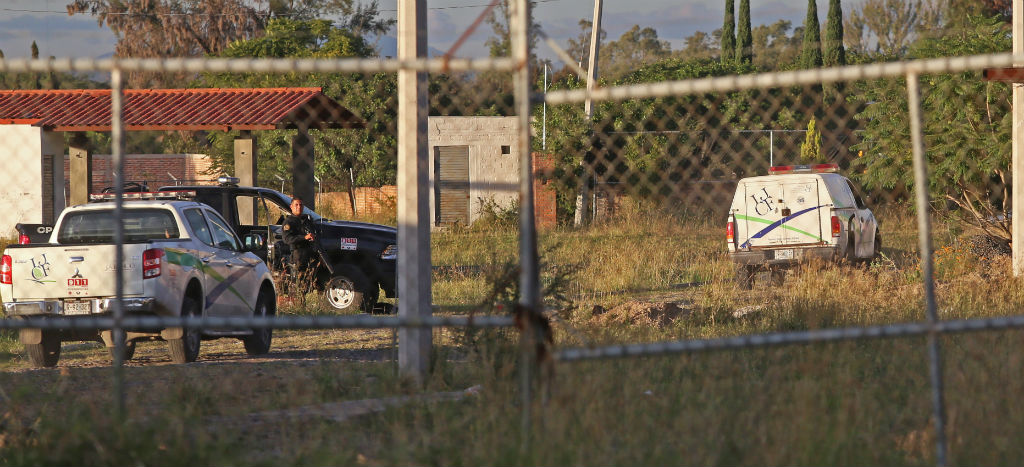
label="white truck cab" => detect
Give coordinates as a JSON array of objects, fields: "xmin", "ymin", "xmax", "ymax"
[{"xmin": 726, "ymin": 163, "xmax": 880, "ymax": 288}]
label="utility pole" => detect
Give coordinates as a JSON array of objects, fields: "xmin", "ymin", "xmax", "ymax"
[
  {"xmin": 1014, "ymin": 4, "xmax": 1023, "ymax": 275},
  {"xmin": 576, "ymin": 0, "xmax": 603, "ymax": 227},
  {"xmin": 397, "ymin": 0, "xmax": 431, "ymax": 381},
  {"xmin": 583, "ymin": 0, "xmax": 603, "ymax": 119}
]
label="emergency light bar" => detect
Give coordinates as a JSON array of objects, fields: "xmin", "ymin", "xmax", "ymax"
[
  {"xmin": 768, "ymin": 163, "xmax": 839, "ymax": 174},
  {"xmin": 88, "ymin": 191, "xmax": 197, "ymax": 202}
]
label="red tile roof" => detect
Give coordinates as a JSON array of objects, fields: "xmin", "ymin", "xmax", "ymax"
[{"xmin": 0, "ymin": 87, "xmax": 365, "ymax": 131}]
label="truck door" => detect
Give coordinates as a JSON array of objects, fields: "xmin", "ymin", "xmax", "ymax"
[
  {"xmin": 741, "ymin": 182, "xmax": 786, "ymax": 247},
  {"xmin": 779, "ymin": 179, "xmax": 823, "ymax": 246},
  {"xmin": 203, "ymin": 208, "xmax": 259, "ymax": 317}
]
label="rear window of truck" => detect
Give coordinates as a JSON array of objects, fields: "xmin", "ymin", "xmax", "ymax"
[{"xmin": 58, "ymin": 209, "xmax": 180, "ymax": 244}]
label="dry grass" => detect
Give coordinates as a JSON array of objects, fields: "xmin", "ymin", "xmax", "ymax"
[{"xmin": 5, "ymin": 207, "xmax": 1024, "ymax": 465}]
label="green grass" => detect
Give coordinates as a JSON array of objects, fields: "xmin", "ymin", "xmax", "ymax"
[{"xmin": 4, "ymin": 205, "xmax": 1024, "ymax": 465}]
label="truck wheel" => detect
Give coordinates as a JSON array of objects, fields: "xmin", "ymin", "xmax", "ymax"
[
  {"xmin": 769, "ymin": 268, "xmax": 786, "ymax": 287},
  {"xmin": 26, "ymin": 330, "xmax": 61, "ymax": 367},
  {"xmin": 322, "ymin": 267, "xmax": 375, "ymax": 313},
  {"xmin": 243, "ymin": 288, "xmax": 274, "ymax": 355},
  {"xmin": 168, "ymin": 297, "xmax": 201, "ymax": 364},
  {"xmin": 735, "ymin": 265, "xmax": 754, "ymax": 290}
]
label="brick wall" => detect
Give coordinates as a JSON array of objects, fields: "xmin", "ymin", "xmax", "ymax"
[
  {"xmin": 318, "ymin": 160, "xmax": 557, "ymax": 228},
  {"xmin": 317, "ymin": 186, "xmax": 398, "ymax": 218},
  {"xmin": 532, "ymin": 152, "xmax": 557, "ymax": 229},
  {"xmin": 63, "ymin": 154, "xmax": 217, "ymax": 194}
]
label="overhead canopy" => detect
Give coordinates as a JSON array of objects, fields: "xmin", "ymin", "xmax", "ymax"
[{"xmin": 0, "ymin": 87, "xmax": 365, "ymax": 132}]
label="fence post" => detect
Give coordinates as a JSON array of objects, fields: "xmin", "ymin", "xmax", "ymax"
[
  {"xmin": 906, "ymin": 71, "xmax": 949, "ymax": 467},
  {"xmin": 110, "ymin": 67, "xmax": 127, "ymax": 418},
  {"xmin": 511, "ymin": 0, "xmax": 543, "ymax": 448},
  {"xmin": 396, "ymin": 0, "xmax": 431, "ymax": 382}
]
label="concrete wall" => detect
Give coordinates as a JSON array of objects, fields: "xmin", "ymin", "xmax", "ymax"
[
  {"xmin": 0, "ymin": 125, "xmax": 65, "ymax": 237},
  {"xmin": 427, "ymin": 116, "xmax": 519, "ymax": 226}
]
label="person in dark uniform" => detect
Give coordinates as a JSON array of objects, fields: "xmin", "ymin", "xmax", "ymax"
[{"xmin": 282, "ymin": 197, "xmax": 318, "ymax": 279}]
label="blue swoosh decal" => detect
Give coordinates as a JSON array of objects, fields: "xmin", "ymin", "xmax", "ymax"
[
  {"xmin": 739, "ymin": 205, "xmax": 826, "ymax": 249},
  {"xmin": 205, "ymin": 266, "xmax": 253, "ymax": 311}
]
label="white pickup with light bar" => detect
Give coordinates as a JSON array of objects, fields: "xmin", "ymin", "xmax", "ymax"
[{"xmin": 768, "ymin": 163, "xmax": 839, "ymax": 175}]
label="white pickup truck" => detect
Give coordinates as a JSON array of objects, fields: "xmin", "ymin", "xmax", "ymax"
[{"xmin": 1, "ymin": 193, "xmax": 276, "ymax": 367}]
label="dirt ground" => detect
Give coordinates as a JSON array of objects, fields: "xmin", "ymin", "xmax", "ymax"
[{"xmin": 3, "ymin": 327, "xmax": 398, "ymax": 372}]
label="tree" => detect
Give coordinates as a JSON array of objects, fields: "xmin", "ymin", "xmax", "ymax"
[
  {"xmin": 736, "ymin": 0, "xmax": 752, "ymax": 64},
  {"xmin": 599, "ymin": 25, "xmax": 671, "ymax": 80},
  {"xmin": 679, "ymin": 31, "xmax": 713, "ymax": 60},
  {"xmin": 751, "ymin": 20, "xmax": 802, "ymax": 69},
  {"xmin": 566, "ymin": 19, "xmax": 606, "ymax": 67},
  {"xmin": 200, "ymin": 18, "xmax": 393, "ymax": 189},
  {"xmin": 851, "ymin": 15, "xmax": 1012, "ymax": 240},
  {"xmin": 800, "ymin": 0, "xmax": 823, "ymax": 68},
  {"xmin": 844, "ymin": 0, "xmax": 921, "ymax": 56},
  {"xmin": 721, "ymin": 0, "xmax": 736, "ymax": 63},
  {"xmin": 484, "ymin": 0, "xmax": 541, "ymax": 59},
  {"xmin": 66, "ymin": 0, "xmax": 392, "ymax": 87},
  {"xmin": 800, "ymin": 117, "xmax": 823, "ymax": 162},
  {"xmin": 823, "ymin": 0, "xmax": 845, "ymax": 67}
]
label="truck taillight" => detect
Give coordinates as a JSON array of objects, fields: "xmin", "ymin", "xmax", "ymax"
[
  {"xmin": 831, "ymin": 215, "xmax": 842, "ymax": 237},
  {"xmin": 726, "ymin": 219, "xmax": 736, "ymax": 244},
  {"xmin": 18, "ymin": 234, "xmax": 29, "ymax": 245},
  {"xmin": 1, "ymin": 255, "xmax": 11, "ymax": 284},
  {"xmin": 142, "ymin": 249, "xmax": 164, "ymax": 279}
]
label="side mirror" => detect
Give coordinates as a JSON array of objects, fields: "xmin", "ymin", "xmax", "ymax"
[{"xmin": 243, "ymin": 233, "xmax": 266, "ymax": 251}]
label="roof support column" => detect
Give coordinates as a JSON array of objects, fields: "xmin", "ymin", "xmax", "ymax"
[
  {"xmin": 291, "ymin": 127, "xmax": 316, "ymax": 209},
  {"xmin": 68, "ymin": 132, "xmax": 92, "ymax": 207},
  {"xmin": 235, "ymin": 130, "xmax": 258, "ymax": 224}
]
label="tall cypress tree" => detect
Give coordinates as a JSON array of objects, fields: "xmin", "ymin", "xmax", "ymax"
[
  {"xmin": 721, "ymin": 0, "xmax": 736, "ymax": 64},
  {"xmin": 737, "ymin": 0, "xmax": 752, "ymax": 64},
  {"xmin": 800, "ymin": 0, "xmax": 823, "ymax": 69},
  {"xmin": 823, "ymin": 0, "xmax": 846, "ymax": 67}
]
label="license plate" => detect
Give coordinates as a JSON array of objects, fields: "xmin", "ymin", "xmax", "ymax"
[
  {"xmin": 774, "ymin": 249, "xmax": 794, "ymax": 260},
  {"xmin": 64, "ymin": 301, "xmax": 92, "ymax": 315}
]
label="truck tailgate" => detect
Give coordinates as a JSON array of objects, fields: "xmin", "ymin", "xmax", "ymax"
[
  {"xmin": 7, "ymin": 244, "xmax": 148, "ymax": 300},
  {"xmin": 741, "ymin": 178, "xmax": 823, "ymax": 248}
]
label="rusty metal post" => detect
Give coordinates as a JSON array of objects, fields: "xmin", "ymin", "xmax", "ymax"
[{"xmin": 511, "ymin": 0, "xmax": 541, "ymax": 447}]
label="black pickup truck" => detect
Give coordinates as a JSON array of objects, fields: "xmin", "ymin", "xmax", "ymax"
[{"xmin": 158, "ymin": 179, "xmax": 397, "ymax": 313}]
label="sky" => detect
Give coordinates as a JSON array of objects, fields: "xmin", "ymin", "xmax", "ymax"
[{"xmin": 0, "ymin": 0, "xmax": 820, "ymax": 63}]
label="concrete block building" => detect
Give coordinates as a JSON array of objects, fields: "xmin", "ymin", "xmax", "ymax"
[{"xmin": 427, "ymin": 116, "xmax": 520, "ymax": 227}]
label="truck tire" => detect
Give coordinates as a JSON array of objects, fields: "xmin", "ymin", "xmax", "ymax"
[
  {"xmin": 735, "ymin": 264, "xmax": 754, "ymax": 290},
  {"xmin": 322, "ymin": 266, "xmax": 377, "ymax": 313},
  {"xmin": 26, "ymin": 330, "xmax": 61, "ymax": 367},
  {"xmin": 243, "ymin": 288, "xmax": 274, "ymax": 355},
  {"xmin": 168, "ymin": 297, "xmax": 201, "ymax": 364}
]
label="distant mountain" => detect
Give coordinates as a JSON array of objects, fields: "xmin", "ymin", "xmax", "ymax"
[{"xmin": 368, "ymin": 35, "xmax": 446, "ymax": 58}]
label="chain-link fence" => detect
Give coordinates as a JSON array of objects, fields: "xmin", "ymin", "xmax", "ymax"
[{"xmin": 1, "ymin": 5, "xmax": 1024, "ymax": 465}]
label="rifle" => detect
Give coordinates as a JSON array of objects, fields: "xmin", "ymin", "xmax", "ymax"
[{"xmin": 302, "ymin": 215, "xmax": 336, "ymax": 275}]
